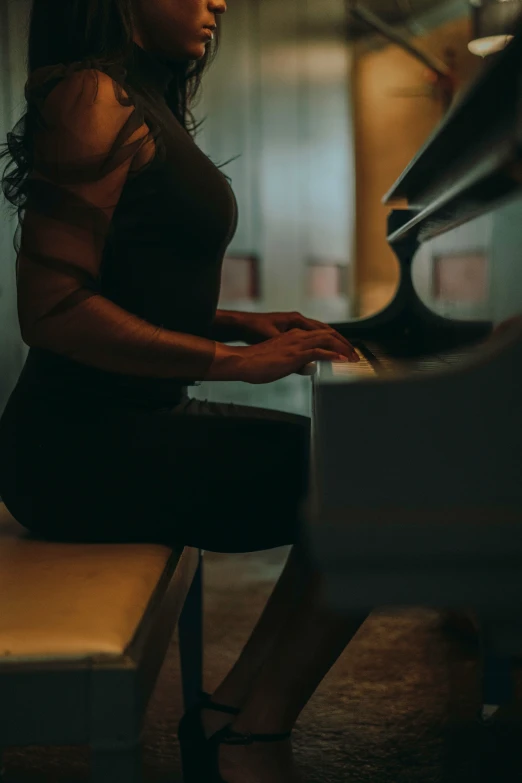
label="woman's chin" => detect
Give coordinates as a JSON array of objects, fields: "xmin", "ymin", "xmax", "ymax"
[
  {"xmin": 181, "ymin": 36, "xmax": 210, "ymax": 60},
  {"xmin": 186, "ymin": 42, "xmax": 209, "ymax": 60},
  {"xmin": 165, "ymin": 44, "xmax": 206, "ymax": 63}
]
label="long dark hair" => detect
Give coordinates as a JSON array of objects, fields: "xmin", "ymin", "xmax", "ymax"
[{"xmin": 1, "ymin": 0, "xmax": 232, "ymax": 241}]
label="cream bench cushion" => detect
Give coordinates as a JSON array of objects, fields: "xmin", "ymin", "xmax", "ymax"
[{"xmin": 0, "ymin": 502, "xmax": 173, "ymax": 663}]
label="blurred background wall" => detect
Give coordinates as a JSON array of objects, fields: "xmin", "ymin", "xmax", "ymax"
[{"xmin": 194, "ymin": 0, "xmax": 356, "ymax": 323}]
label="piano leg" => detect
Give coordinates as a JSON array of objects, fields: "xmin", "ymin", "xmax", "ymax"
[
  {"xmin": 478, "ymin": 617, "xmax": 517, "ymax": 724},
  {"xmin": 476, "ymin": 620, "xmax": 522, "ymax": 779},
  {"xmin": 481, "ymin": 655, "xmax": 514, "ymax": 723}
]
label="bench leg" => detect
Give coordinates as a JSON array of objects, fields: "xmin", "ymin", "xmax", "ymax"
[
  {"xmin": 90, "ymin": 741, "xmax": 143, "ymax": 783},
  {"xmin": 178, "ymin": 549, "xmax": 204, "ymax": 712}
]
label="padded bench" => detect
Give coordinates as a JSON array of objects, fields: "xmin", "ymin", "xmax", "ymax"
[{"xmin": 0, "ymin": 501, "xmax": 204, "ymax": 782}]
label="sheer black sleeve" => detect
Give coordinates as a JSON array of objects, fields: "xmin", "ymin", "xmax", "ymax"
[{"xmin": 17, "ymin": 66, "xmax": 217, "ymax": 379}]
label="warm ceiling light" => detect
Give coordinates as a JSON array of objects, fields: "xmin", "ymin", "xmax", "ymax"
[{"xmin": 468, "ymin": 0, "xmax": 522, "ymax": 57}]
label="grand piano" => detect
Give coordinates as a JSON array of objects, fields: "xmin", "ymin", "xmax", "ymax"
[{"xmin": 303, "ymin": 22, "xmax": 522, "ymax": 725}]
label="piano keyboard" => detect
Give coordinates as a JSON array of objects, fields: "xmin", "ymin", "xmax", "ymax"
[
  {"xmin": 303, "ymin": 343, "xmax": 487, "ymax": 382},
  {"xmin": 330, "ymin": 352, "xmax": 377, "ymax": 378},
  {"xmin": 301, "ymin": 350, "xmax": 377, "ymax": 379}
]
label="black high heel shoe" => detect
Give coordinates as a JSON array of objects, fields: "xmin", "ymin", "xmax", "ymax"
[
  {"xmin": 207, "ymin": 723, "xmax": 293, "ymax": 783},
  {"xmin": 177, "ymin": 692, "xmax": 240, "ymax": 783}
]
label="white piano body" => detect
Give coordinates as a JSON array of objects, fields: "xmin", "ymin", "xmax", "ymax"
[{"xmin": 306, "ymin": 325, "xmax": 522, "ymax": 636}]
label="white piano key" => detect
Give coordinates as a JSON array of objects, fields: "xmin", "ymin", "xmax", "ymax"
[
  {"xmin": 330, "ymin": 354, "xmax": 377, "ymax": 377},
  {"xmin": 301, "ymin": 351, "xmax": 377, "ymax": 378}
]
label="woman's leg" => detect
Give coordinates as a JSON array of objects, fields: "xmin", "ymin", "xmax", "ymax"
[
  {"xmin": 217, "ymin": 564, "xmax": 370, "ymax": 783},
  {"xmin": 231, "ymin": 568, "xmax": 368, "ymax": 735},
  {"xmin": 166, "ymin": 398, "xmax": 371, "ymax": 772},
  {"xmin": 201, "ymin": 544, "xmax": 312, "ymax": 738}
]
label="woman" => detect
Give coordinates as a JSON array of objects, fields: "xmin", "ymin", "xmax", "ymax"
[{"xmin": 0, "ymin": 1, "xmax": 368, "ymax": 781}]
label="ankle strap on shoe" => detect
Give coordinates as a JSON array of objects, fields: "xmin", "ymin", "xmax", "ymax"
[
  {"xmin": 200, "ymin": 691, "xmax": 240, "ymax": 715},
  {"xmin": 216, "ymin": 725, "xmax": 292, "ymax": 746}
]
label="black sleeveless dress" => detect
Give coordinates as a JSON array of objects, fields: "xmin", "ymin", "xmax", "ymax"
[{"xmin": 0, "ymin": 43, "xmax": 310, "ymax": 553}]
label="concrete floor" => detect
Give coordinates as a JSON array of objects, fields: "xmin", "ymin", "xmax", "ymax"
[{"xmin": 4, "ymin": 547, "xmax": 522, "ymax": 782}]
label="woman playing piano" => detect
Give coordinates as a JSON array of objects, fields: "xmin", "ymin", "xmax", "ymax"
[{"xmin": 0, "ymin": 1, "xmax": 367, "ymax": 781}]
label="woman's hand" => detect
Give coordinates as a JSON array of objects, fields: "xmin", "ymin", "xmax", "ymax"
[
  {"xmin": 206, "ymin": 327, "xmax": 359, "ymax": 384},
  {"xmin": 237, "ymin": 310, "xmax": 358, "ymax": 360}
]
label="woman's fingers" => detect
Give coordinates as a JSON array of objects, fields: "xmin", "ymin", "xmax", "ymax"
[
  {"xmin": 289, "ymin": 315, "xmax": 357, "ymax": 354},
  {"xmin": 302, "ymin": 330, "xmax": 359, "ymax": 360},
  {"xmin": 303, "ymin": 348, "xmax": 354, "ymax": 365},
  {"xmin": 309, "ymin": 328, "xmax": 358, "ymax": 360},
  {"xmin": 279, "ymin": 328, "xmax": 358, "ymax": 361}
]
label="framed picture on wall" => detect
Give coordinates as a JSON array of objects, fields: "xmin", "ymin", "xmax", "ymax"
[
  {"xmin": 219, "ymin": 253, "xmax": 260, "ymax": 303},
  {"xmin": 432, "ymin": 251, "xmax": 489, "ymax": 304},
  {"xmin": 306, "ymin": 262, "xmax": 348, "ymax": 299}
]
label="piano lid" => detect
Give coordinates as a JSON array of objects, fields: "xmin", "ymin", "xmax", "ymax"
[{"xmin": 383, "ymin": 19, "xmax": 522, "ymax": 215}]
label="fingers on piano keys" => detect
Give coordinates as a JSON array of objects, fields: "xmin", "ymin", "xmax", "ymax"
[{"xmin": 299, "ymin": 362, "xmax": 318, "ymax": 376}]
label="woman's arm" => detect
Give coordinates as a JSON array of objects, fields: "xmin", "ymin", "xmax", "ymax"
[
  {"xmin": 209, "ymin": 309, "xmax": 248, "ymax": 342},
  {"xmin": 18, "ymin": 67, "xmax": 217, "ymax": 379}
]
